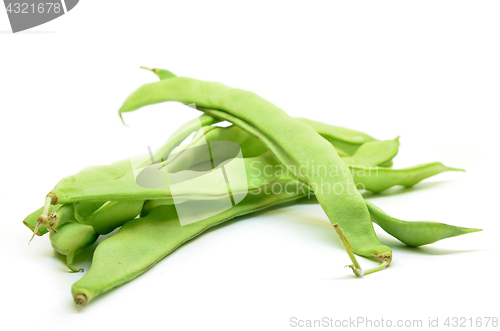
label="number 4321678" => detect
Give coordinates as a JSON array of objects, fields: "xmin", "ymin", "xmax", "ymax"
[{"xmin": 6, "ymin": 3, "xmax": 62, "ymax": 14}]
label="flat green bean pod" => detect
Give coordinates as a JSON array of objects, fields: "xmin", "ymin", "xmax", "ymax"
[
  {"xmin": 145, "ymin": 67, "xmax": 381, "ymax": 157},
  {"xmin": 74, "ymin": 200, "xmax": 145, "ymax": 235},
  {"xmin": 32, "ymin": 73, "xmax": 389, "ymax": 235},
  {"xmin": 50, "ymin": 221, "xmax": 99, "ymax": 273},
  {"xmin": 366, "ymin": 201, "xmax": 481, "ymax": 246},
  {"xmin": 47, "ymin": 152, "xmax": 280, "ymax": 203},
  {"xmin": 350, "ymin": 163, "xmax": 464, "ymax": 193},
  {"xmin": 72, "ymin": 184, "xmax": 479, "ymax": 305},
  {"xmin": 117, "ymin": 76, "xmax": 392, "ymax": 271}
]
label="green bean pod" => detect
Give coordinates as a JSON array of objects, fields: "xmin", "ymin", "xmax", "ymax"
[
  {"xmin": 72, "ymin": 182, "xmax": 479, "ymax": 305},
  {"xmin": 74, "ymin": 200, "xmax": 145, "ymax": 235},
  {"xmin": 118, "ymin": 77, "xmax": 394, "ymax": 265},
  {"xmin": 71, "ymin": 183, "xmax": 307, "ymax": 306},
  {"xmin": 48, "ymin": 152, "xmax": 280, "ymax": 203},
  {"xmin": 366, "ymin": 201, "xmax": 481, "ymax": 246},
  {"xmin": 50, "ymin": 221, "xmax": 99, "ymax": 273},
  {"xmin": 350, "ymin": 163, "xmax": 464, "ymax": 193},
  {"xmin": 145, "ymin": 67, "xmax": 381, "ymax": 157}
]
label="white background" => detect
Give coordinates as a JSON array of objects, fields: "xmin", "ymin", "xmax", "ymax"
[{"xmin": 1, "ymin": 1, "xmax": 499, "ymax": 330}]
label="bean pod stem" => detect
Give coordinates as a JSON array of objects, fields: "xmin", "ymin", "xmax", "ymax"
[
  {"xmin": 333, "ymin": 224, "xmax": 390, "ymax": 276},
  {"xmin": 30, "ymin": 194, "xmax": 57, "ymax": 244}
]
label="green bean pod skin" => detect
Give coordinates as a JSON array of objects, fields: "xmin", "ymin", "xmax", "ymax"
[
  {"xmin": 365, "ymin": 201, "xmax": 481, "ymax": 246},
  {"xmin": 296, "ymin": 118, "xmax": 376, "ymax": 155},
  {"xmin": 48, "ymin": 152, "xmax": 280, "ymax": 204},
  {"xmin": 50, "ymin": 221, "xmax": 99, "ymax": 273},
  {"xmin": 74, "ymin": 200, "xmax": 145, "ymax": 235},
  {"xmin": 54, "ymin": 159, "xmax": 133, "ymax": 192},
  {"xmin": 118, "ymin": 77, "xmax": 391, "ymax": 261},
  {"xmin": 351, "ymin": 163, "xmax": 464, "ymax": 193}
]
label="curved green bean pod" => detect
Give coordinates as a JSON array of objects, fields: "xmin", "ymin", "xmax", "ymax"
[
  {"xmin": 117, "ymin": 76, "xmax": 392, "ymax": 268},
  {"xmin": 48, "ymin": 152, "xmax": 280, "ymax": 203},
  {"xmin": 350, "ymin": 163, "xmax": 464, "ymax": 193},
  {"xmin": 74, "ymin": 200, "xmax": 145, "ymax": 235},
  {"xmin": 145, "ymin": 67, "xmax": 381, "ymax": 157},
  {"xmin": 72, "ymin": 184, "xmax": 479, "ymax": 305},
  {"xmin": 365, "ymin": 201, "xmax": 481, "ymax": 246},
  {"xmin": 50, "ymin": 221, "xmax": 99, "ymax": 273},
  {"xmin": 175, "ymin": 124, "xmax": 398, "ymax": 168},
  {"xmin": 71, "ymin": 184, "xmax": 308, "ymax": 306}
]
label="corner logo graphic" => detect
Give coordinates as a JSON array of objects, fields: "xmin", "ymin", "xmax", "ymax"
[
  {"xmin": 3, "ymin": 0, "xmax": 79, "ymax": 33},
  {"xmin": 129, "ymin": 115, "xmax": 248, "ymax": 226}
]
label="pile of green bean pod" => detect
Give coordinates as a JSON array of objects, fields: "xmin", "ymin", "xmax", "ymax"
[{"xmin": 24, "ymin": 68, "xmax": 480, "ymax": 306}]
